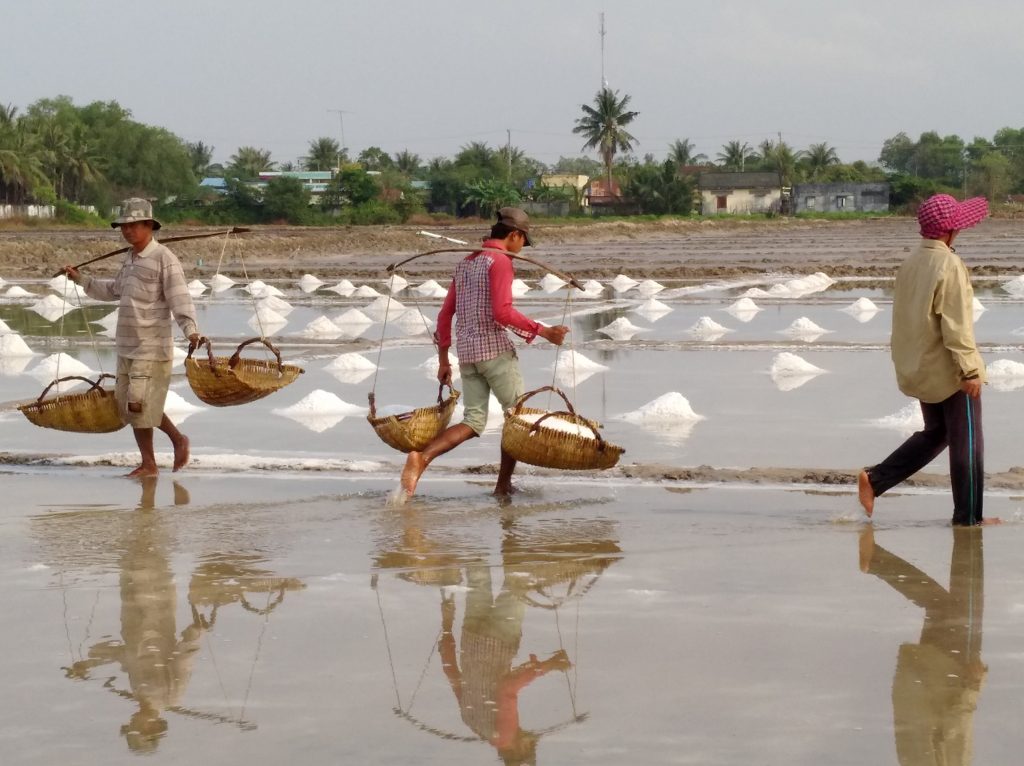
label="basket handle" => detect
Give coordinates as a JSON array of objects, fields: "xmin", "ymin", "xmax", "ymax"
[
  {"xmin": 509, "ymin": 385, "xmax": 577, "ymax": 418},
  {"xmin": 436, "ymin": 383, "xmax": 455, "ymax": 405},
  {"xmin": 367, "ymin": 391, "xmax": 377, "ymax": 419},
  {"xmin": 186, "ymin": 336, "xmax": 221, "ymax": 377},
  {"xmin": 527, "ymin": 409, "xmax": 607, "ymax": 448},
  {"xmin": 36, "ymin": 373, "xmax": 116, "ymax": 403},
  {"xmin": 228, "ymin": 337, "xmax": 284, "ymax": 373}
]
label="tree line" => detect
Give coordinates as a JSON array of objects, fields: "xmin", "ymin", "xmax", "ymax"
[{"xmin": 3, "ymin": 92, "xmax": 1024, "ymax": 225}]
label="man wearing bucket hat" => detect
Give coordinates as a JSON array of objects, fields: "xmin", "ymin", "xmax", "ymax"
[
  {"xmin": 858, "ymin": 193, "xmax": 997, "ymax": 525},
  {"xmin": 400, "ymin": 207, "xmax": 569, "ymax": 498},
  {"xmin": 65, "ymin": 198, "xmax": 201, "ymax": 477}
]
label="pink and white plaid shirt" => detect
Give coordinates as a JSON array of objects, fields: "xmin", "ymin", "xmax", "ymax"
[{"xmin": 435, "ymin": 240, "xmax": 540, "ymax": 364}]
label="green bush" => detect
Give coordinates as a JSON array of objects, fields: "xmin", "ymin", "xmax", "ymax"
[{"xmin": 346, "ymin": 201, "xmax": 401, "ymax": 225}]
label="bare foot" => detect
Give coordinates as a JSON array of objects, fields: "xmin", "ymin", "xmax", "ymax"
[
  {"xmin": 172, "ymin": 434, "xmax": 190, "ymax": 472},
  {"xmin": 493, "ymin": 482, "xmax": 518, "ymax": 498},
  {"xmin": 126, "ymin": 466, "xmax": 158, "ymax": 478},
  {"xmin": 978, "ymin": 517, "xmax": 1003, "ymax": 526},
  {"xmin": 401, "ymin": 451, "xmax": 427, "ymax": 497},
  {"xmin": 857, "ymin": 470, "xmax": 875, "ymax": 517}
]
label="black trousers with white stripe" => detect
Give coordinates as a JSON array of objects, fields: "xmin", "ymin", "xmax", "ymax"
[{"xmin": 867, "ymin": 390, "xmax": 984, "ymax": 525}]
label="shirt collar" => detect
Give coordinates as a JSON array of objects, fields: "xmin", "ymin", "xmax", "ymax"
[{"xmin": 132, "ymin": 238, "xmax": 160, "ymax": 260}]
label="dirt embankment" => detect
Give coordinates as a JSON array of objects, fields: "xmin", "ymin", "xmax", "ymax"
[{"xmin": 3, "ymin": 216, "xmax": 1024, "ymax": 282}]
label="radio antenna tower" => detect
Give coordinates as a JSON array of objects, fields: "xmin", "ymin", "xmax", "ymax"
[{"xmin": 600, "ymin": 12, "xmax": 608, "ymax": 88}]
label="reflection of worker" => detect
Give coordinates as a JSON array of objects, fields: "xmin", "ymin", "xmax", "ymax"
[
  {"xmin": 436, "ymin": 523, "xmax": 621, "ymax": 765},
  {"xmin": 439, "ymin": 562, "xmax": 569, "ymax": 766},
  {"xmin": 859, "ymin": 526, "xmax": 986, "ymax": 765},
  {"xmin": 64, "ymin": 476, "xmax": 202, "ymax": 752}
]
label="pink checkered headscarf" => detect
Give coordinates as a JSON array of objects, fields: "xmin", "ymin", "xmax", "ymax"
[{"xmin": 917, "ymin": 194, "xmax": 988, "ymax": 239}]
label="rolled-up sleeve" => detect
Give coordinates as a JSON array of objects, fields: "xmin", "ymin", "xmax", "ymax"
[
  {"xmin": 489, "ymin": 255, "xmax": 539, "ymax": 342},
  {"xmin": 434, "ymin": 280, "xmax": 456, "ymax": 348}
]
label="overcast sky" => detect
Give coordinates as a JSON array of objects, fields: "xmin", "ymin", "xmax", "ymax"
[{"xmin": 5, "ymin": 1, "xmax": 1023, "ymax": 168}]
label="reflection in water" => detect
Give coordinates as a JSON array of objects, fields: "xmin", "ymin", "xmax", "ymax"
[
  {"xmin": 859, "ymin": 527, "xmax": 986, "ymax": 765},
  {"xmin": 53, "ymin": 477, "xmax": 304, "ymax": 752},
  {"xmin": 375, "ymin": 508, "xmax": 620, "ymax": 764}
]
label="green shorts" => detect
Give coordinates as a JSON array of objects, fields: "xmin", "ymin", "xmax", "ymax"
[
  {"xmin": 459, "ymin": 350, "xmax": 524, "ymax": 436},
  {"xmin": 116, "ymin": 357, "xmax": 173, "ymax": 429}
]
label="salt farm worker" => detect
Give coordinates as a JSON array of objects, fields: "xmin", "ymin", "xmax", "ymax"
[
  {"xmin": 857, "ymin": 194, "xmax": 997, "ymax": 525},
  {"xmin": 65, "ymin": 198, "xmax": 201, "ymax": 478},
  {"xmin": 400, "ymin": 207, "xmax": 569, "ymax": 497}
]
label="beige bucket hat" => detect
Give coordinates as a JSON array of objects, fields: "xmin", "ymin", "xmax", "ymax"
[{"xmin": 111, "ymin": 197, "xmax": 162, "ymax": 230}]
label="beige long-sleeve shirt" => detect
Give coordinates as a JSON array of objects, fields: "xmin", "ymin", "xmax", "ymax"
[
  {"xmin": 81, "ymin": 239, "xmax": 198, "ymax": 361},
  {"xmin": 890, "ymin": 239, "xmax": 985, "ymax": 403}
]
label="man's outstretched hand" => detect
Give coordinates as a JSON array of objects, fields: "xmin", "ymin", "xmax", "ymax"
[{"xmin": 539, "ymin": 325, "xmax": 570, "ymax": 346}]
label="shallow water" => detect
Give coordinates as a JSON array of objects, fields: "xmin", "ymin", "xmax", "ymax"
[{"xmin": 2, "ymin": 469, "xmax": 1023, "ymax": 764}]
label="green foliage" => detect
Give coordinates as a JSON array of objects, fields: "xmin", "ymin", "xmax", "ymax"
[
  {"xmin": 262, "ymin": 176, "xmax": 312, "ymax": 224},
  {"xmin": 344, "ymin": 200, "xmax": 401, "ymax": 225},
  {"xmin": 463, "ymin": 178, "xmax": 521, "ymax": 217},
  {"xmin": 306, "ymin": 137, "xmax": 342, "ymax": 171},
  {"xmin": 573, "ymin": 88, "xmax": 639, "ymax": 184},
  {"xmin": 54, "ymin": 198, "xmax": 104, "ymax": 225},
  {"xmin": 625, "ymin": 160, "xmax": 693, "ymax": 215},
  {"xmin": 227, "ymin": 146, "xmax": 275, "ymax": 180}
]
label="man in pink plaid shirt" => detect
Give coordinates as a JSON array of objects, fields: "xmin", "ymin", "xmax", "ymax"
[{"xmin": 401, "ymin": 208, "xmax": 569, "ymax": 498}]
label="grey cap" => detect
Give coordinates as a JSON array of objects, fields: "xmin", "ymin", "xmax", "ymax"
[
  {"xmin": 497, "ymin": 207, "xmax": 532, "ymax": 246},
  {"xmin": 111, "ymin": 197, "xmax": 162, "ymax": 230}
]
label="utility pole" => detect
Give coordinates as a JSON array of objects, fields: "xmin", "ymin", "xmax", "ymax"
[
  {"xmin": 599, "ymin": 12, "xmax": 607, "ymax": 88},
  {"xmin": 507, "ymin": 129, "xmax": 512, "ymax": 184},
  {"xmin": 326, "ymin": 108, "xmax": 348, "ymax": 170}
]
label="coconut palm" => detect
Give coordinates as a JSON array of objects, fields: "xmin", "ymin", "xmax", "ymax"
[
  {"xmin": 455, "ymin": 141, "xmax": 498, "ymax": 172},
  {"xmin": 228, "ymin": 146, "xmax": 275, "ymax": 179},
  {"xmin": 0, "ymin": 123, "xmax": 47, "ymax": 204},
  {"xmin": 716, "ymin": 141, "xmax": 756, "ymax": 172},
  {"xmin": 804, "ymin": 142, "xmax": 841, "ymax": 181},
  {"xmin": 668, "ymin": 138, "xmax": 707, "ymax": 167},
  {"xmin": 573, "ymin": 87, "xmax": 639, "ymax": 187},
  {"xmin": 393, "ymin": 149, "xmax": 421, "ymax": 177},
  {"xmin": 759, "ymin": 140, "xmax": 804, "ymax": 186},
  {"xmin": 306, "ymin": 137, "xmax": 342, "ymax": 171},
  {"xmin": 186, "ymin": 141, "xmax": 215, "ymax": 179}
]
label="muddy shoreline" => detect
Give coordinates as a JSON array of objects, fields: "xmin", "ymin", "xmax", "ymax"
[{"xmin": 3, "ymin": 217, "xmax": 1024, "ymax": 282}]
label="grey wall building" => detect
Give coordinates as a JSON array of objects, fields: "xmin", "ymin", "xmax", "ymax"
[{"xmin": 792, "ymin": 182, "xmax": 889, "ymax": 213}]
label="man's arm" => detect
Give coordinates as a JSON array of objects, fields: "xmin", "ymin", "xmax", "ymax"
[
  {"xmin": 161, "ymin": 251, "xmax": 200, "ymax": 342},
  {"xmin": 936, "ymin": 261, "xmax": 984, "ymax": 397},
  {"xmin": 65, "ymin": 266, "xmax": 119, "ymax": 302},
  {"xmin": 488, "ymin": 256, "xmax": 569, "ymax": 345},
  {"xmin": 435, "ymin": 281, "xmax": 456, "ymax": 383}
]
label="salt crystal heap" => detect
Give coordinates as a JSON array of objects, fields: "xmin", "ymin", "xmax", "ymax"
[
  {"xmin": 353, "ymin": 284, "xmax": 382, "ymax": 298},
  {"xmin": 986, "ymin": 359, "xmax": 1024, "ymax": 392},
  {"xmin": 414, "ymin": 279, "xmax": 448, "ymax": 298},
  {"xmin": 687, "ymin": 317, "xmax": 732, "ymax": 339},
  {"xmin": 326, "ymin": 279, "xmax": 356, "ymax": 297},
  {"xmin": 29, "ymin": 294, "xmax": 78, "ymax": 322},
  {"xmin": 872, "ymin": 403, "xmax": 924, "ymax": 434},
  {"xmin": 725, "ymin": 297, "xmax": 762, "ymax": 322},
  {"xmin": 539, "ymin": 273, "xmax": 567, "ymax": 293},
  {"xmin": 635, "ymin": 279, "xmax": 665, "ymax": 297},
  {"xmin": 31, "ymin": 353, "xmax": 96, "ymax": 392},
  {"xmin": 209, "ymin": 274, "xmax": 235, "ymax": 292},
  {"xmin": 187, "ymin": 279, "xmax": 208, "ymax": 298},
  {"xmin": 769, "ymin": 352, "xmax": 827, "ymax": 392},
  {"xmin": 841, "ymin": 297, "xmax": 882, "ymax": 324},
  {"xmin": 386, "ymin": 274, "xmax": 409, "ymax": 293},
  {"xmin": 616, "ymin": 392, "xmax": 704, "ymax": 445},
  {"xmin": 611, "ymin": 274, "xmax": 639, "ymax": 293},
  {"xmin": 162, "ymin": 390, "xmax": 204, "ymax": 423},
  {"xmin": 256, "ymin": 295, "xmax": 294, "ymax": 316},
  {"xmin": 596, "ymin": 317, "xmax": 648, "ymax": 341},
  {"xmin": 300, "ymin": 315, "xmax": 342, "ymax": 338},
  {"xmin": 325, "ymin": 352, "xmax": 377, "ymax": 384},
  {"xmin": 246, "ymin": 280, "xmax": 285, "ymax": 299},
  {"xmin": 420, "ymin": 353, "xmax": 461, "ymax": 382},
  {"xmin": 362, "ymin": 296, "xmax": 406, "ymax": 320},
  {"xmin": 4, "ymin": 285, "xmax": 36, "ymax": 299},
  {"xmin": 1001, "ymin": 275, "xmax": 1024, "ymax": 296},
  {"xmin": 298, "ymin": 274, "xmax": 324, "ymax": 293},
  {"xmin": 551, "ymin": 349, "xmax": 608, "ymax": 387},
  {"xmin": 780, "ymin": 317, "xmax": 830, "ymax": 340},
  {"xmin": 633, "ymin": 297, "xmax": 673, "ymax": 322},
  {"xmin": 271, "ymin": 389, "xmax": 367, "ymax": 433},
  {"xmin": 0, "ymin": 332, "xmax": 34, "ymax": 357},
  {"xmin": 510, "ymin": 279, "xmax": 530, "ymax": 297},
  {"xmin": 248, "ymin": 306, "xmax": 288, "ymax": 332}
]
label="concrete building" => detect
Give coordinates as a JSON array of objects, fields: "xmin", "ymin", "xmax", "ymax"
[
  {"xmin": 791, "ymin": 182, "xmax": 889, "ymax": 213},
  {"xmin": 699, "ymin": 172, "xmax": 782, "ymax": 215}
]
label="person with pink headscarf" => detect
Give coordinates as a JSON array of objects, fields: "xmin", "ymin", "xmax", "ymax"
[{"xmin": 858, "ymin": 194, "xmax": 999, "ymax": 525}]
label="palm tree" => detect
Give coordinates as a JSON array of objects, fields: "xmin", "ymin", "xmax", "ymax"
[
  {"xmin": 228, "ymin": 146, "xmax": 275, "ymax": 179},
  {"xmin": 667, "ymin": 138, "xmax": 706, "ymax": 167},
  {"xmin": 0, "ymin": 123, "xmax": 47, "ymax": 204},
  {"xmin": 306, "ymin": 137, "xmax": 342, "ymax": 171},
  {"xmin": 393, "ymin": 149, "xmax": 421, "ymax": 177},
  {"xmin": 716, "ymin": 141, "xmax": 756, "ymax": 172},
  {"xmin": 186, "ymin": 141, "xmax": 215, "ymax": 179},
  {"xmin": 455, "ymin": 141, "xmax": 498, "ymax": 172},
  {"xmin": 804, "ymin": 142, "xmax": 841, "ymax": 181},
  {"xmin": 573, "ymin": 87, "xmax": 639, "ymax": 187},
  {"xmin": 759, "ymin": 140, "xmax": 804, "ymax": 186},
  {"xmin": 62, "ymin": 123, "xmax": 103, "ymax": 202}
]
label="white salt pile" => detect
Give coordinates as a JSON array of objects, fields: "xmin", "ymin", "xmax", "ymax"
[
  {"xmin": 987, "ymin": 359, "xmax": 1024, "ymax": 392},
  {"xmin": 510, "ymin": 279, "xmax": 531, "ymax": 297},
  {"xmin": 326, "ymin": 279, "xmax": 356, "ymax": 297},
  {"xmin": 420, "ymin": 353, "xmax": 461, "ymax": 382},
  {"xmin": 362, "ymin": 296, "xmax": 407, "ymax": 318},
  {"xmin": 0, "ymin": 276, "xmax": 5, "ymax": 288},
  {"xmin": 353, "ymin": 284, "xmax": 382, "ymax": 298},
  {"xmin": 633, "ymin": 297, "xmax": 673, "ymax": 321},
  {"xmin": 387, "ymin": 274, "xmax": 409, "ymax": 293},
  {"xmin": 48, "ymin": 275, "xmax": 87, "ymax": 303},
  {"xmin": 209, "ymin": 273, "xmax": 235, "ymax": 291},
  {"xmin": 0, "ymin": 317, "xmax": 10, "ymax": 333},
  {"xmin": 617, "ymin": 392, "xmax": 704, "ymax": 423},
  {"xmin": 187, "ymin": 279, "xmax": 208, "ymax": 298},
  {"xmin": 579, "ymin": 279, "xmax": 605, "ymax": 299},
  {"xmin": 780, "ymin": 317, "xmax": 830, "ymax": 339},
  {"xmin": 248, "ymin": 308, "xmax": 288, "ymax": 332},
  {"xmin": 394, "ymin": 309, "xmax": 434, "ymax": 335},
  {"xmin": 29, "ymin": 294, "xmax": 77, "ymax": 322},
  {"xmin": 298, "ymin": 274, "xmax": 324, "ymax": 292},
  {"xmin": 611, "ymin": 274, "xmax": 639, "ymax": 293},
  {"xmin": 596, "ymin": 317, "xmax": 648, "ymax": 341},
  {"xmin": 31, "ymin": 352, "xmax": 95, "ymax": 383},
  {"xmin": 452, "ymin": 393, "xmax": 503, "ymax": 432},
  {"xmin": 725, "ymin": 297, "xmax": 762, "ymax": 322},
  {"xmin": 325, "ymin": 352, "xmax": 377, "ymax": 385},
  {"xmin": 256, "ymin": 295, "xmax": 294, "ymax": 315},
  {"xmin": 162, "ymin": 390, "xmax": 204, "ymax": 423},
  {"xmin": 271, "ymin": 390, "xmax": 366, "ymax": 433},
  {"xmin": 326, "ymin": 352, "xmax": 377, "ymax": 372},
  {"xmin": 552, "ymin": 349, "xmax": 609, "ymax": 386},
  {"xmin": 973, "ymin": 297, "xmax": 986, "ymax": 319},
  {"xmin": 414, "ymin": 279, "xmax": 444, "ymax": 296},
  {"xmin": 769, "ymin": 352, "xmax": 827, "ymax": 391},
  {"xmin": 635, "ymin": 279, "xmax": 665, "ymax": 297},
  {"xmin": 172, "ymin": 346, "xmax": 188, "ymax": 369},
  {"xmin": 687, "ymin": 316, "xmax": 732, "ymax": 338},
  {"xmin": 5, "ymin": 285, "xmax": 36, "ymax": 299},
  {"xmin": 513, "ymin": 411, "xmax": 595, "ymax": 438},
  {"xmin": 842, "ymin": 297, "xmax": 881, "ymax": 314},
  {"xmin": 872, "ymin": 402, "xmax": 924, "ymax": 433},
  {"xmin": 95, "ymin": 310, "xmax": 119, "ymax": 332},
  {"xmin": 744, "ymin": 272, "xmax": 835, "ymax": 299},
  {"xmin": 0, "ymin": 333, "xmax": 34, "ymax": 357},
  {"xmin": 334, "ymin": 308, "xmax": 374, "ymax": 326},
  {"xmin": 246, "ymin": 280, "xmax": 285, "ymax": 299},
  {"xmin": 539, "ymin": 273, "xmax": 568, "ymax": 293},
  {"xmin": 300, "ymin": 315, "xmax": 342, "ymax": 338},
  {"xmin": 1001, "ymin": 275, "xmax": 1024, "ymax": 295}
]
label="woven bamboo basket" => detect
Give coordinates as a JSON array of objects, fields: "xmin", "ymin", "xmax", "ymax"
[
  {"xmin": 185, "ymin": 337, "xmax": 303, "ymax": 407},
  {"xmin": 501, "ymin": 386, "xmax": 624, "ymax": 470},
  {"xmin": 367, "ymin": 384, "xmax": 460, "ymax": 453},
  {"xmin": 19, "ymin": 374, "xmax": 125, "ymax": 433}
]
